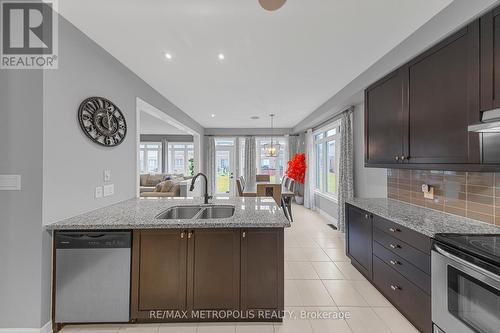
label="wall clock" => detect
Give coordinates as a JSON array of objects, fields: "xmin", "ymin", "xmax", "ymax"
[{"xmin": 78, "ymin": 97, "xmax": 127, "ymax": 147}]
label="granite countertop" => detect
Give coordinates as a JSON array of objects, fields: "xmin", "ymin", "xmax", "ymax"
[
  {"xmin": 347, "ymin": 198, "xmax": 500, "ymax": 238},
  {"xmin": 46, "ymin": 197, "xmax": 291, "ymax": 230}
]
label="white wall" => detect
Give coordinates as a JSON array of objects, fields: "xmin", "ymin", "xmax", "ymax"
[
  {"xmin": 0, "ymin": 69, "xmax": 47, "ymax": 328},
  {"xmin": 42, "ymin": 16, "xmax": 204, "ymax": 225},
  {"xmin": 352, "ymin": 103, "xmax": 387, "ymax": 198}
]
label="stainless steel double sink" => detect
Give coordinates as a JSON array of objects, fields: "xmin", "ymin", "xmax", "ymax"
[{"xmin": 156, "ymin": 205, "xmax": 235, "ymax": 220}]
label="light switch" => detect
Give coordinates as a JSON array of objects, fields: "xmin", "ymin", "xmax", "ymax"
[
  {"xmin": 103, "ymin": 184, "xmax": 114, "ymax": 197},
  {"xmin": 95, "ymin": 186, "xmax": 103, "ymax": 199},
  {"xmin": 104, "ymin": 170, "xmax": 112, "ymax": 182},
  {"xmin": 0, "ymin": 175, "xmax": 21, "ymax": 190}
]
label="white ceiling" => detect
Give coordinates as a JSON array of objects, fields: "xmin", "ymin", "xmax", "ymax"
[
  {"xmin": 140, "ymin": 111, "xmax": 190, "ymax": 135},
  {"xmin": 59, "ymin": 0, "xmax": 452, "ymax": 128}
]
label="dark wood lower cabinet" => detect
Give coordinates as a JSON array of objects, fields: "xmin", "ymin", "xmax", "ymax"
[
  {"xmin": 241, "ymin": 228, "xmax": 284, "ymax": 312},
  {"xmin": 131, "ymin": 230, "xmax": 188, "ymax": 320},
  {"xmin": 131, "ymin": 228, "xmax": 284, "ymax": 322},
  {"xmin": 346, "ymin": 204, "xmax": 432, "ymax": 333},
  {"xmin": 188, "ymin": 229, "xmax": 240, "ymax": 311},
  {"xmin": 346, "ymin": 205, "xmax": 373, "ymax": 279},
  {"xmin": 373, "ymin": 256, "xmax": 431, "ymax": 333}
]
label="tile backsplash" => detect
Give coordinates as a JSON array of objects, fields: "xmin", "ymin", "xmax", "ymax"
[{"xmin": 387, "ymin": 169, "xmax": 500, "ymax": 226}]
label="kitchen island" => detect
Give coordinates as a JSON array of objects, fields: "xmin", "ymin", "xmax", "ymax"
[{"xmin": 48, "ymin": 197, "xmax": 290, "ymax": 329}]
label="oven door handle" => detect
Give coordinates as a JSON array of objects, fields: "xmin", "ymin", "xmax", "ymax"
[{"xmin": 434, "ymin": 244, "xmax": 500, "ymax": 283}]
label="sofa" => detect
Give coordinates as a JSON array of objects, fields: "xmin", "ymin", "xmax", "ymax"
[{"xmin": 139, "ymin": 173, "xmax": 192, "ymax": 197}]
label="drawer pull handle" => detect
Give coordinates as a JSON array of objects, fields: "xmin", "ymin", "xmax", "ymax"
[
  {"xmin": 180, "ymin": 231, "xmax": 185, "ymax": 239},
  {"xmin": 188, "ymin": 231, "xmax": 192, "ymax": 239},
  {"xmin": 390, "ymin": 285, "xmax": 401, "ymax": 291},
  {"xmin": 390, "ymin": 260, "xmax": 401, "ymax": 266},
  {"xmin": 242, "ymin": 232, "xmax": 246, "ymax": 238},
  {"xmin": 389, "ymin": 243, "xmax": 401, "ymax": 249},
  {"xmin": 389, "ymin": 227, "xmax": 400, "ymax": 233}
]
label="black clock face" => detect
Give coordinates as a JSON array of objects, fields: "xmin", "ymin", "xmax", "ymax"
[{"xmin": 78, "ymin": 97, "xmax": 127, "ymax": 147}]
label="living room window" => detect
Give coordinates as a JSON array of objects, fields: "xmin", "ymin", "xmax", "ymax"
[
  {"xmin": 313, "ymin": 121, "xmax": 341, "ymax": 199},
  {"xmin": 167, "ymin": 142, "xmax": 194, "ymax": 175},
  {"xmin": 139, "ymin": 142, "xmax": 162, "ymax": 174}
]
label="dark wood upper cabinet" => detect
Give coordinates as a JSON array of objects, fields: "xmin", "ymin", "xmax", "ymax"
[
  {"xmin": 365, "ymin": 20, "xmax": 484, "ymax": 169},
  {"xmin": 406, "ymin": 22, "xmax": 480, "ymax": 164},
  {"xmin": 131, "ymin": 230, "xmax": 188, "ymax": 320},
  {"xmin": 480, "ymin": 7, "xmax": 500, "ymax": 111},
  {"xmin": 240, "ymin": 228, "xmax": 284, "ymax": 311},
  {"xmin": 365, "ymin": 69, "xmax": 405, "ymax": 164},
  {"xmin": 188, "ymin": 229, "xmax": 240, "ymax": 311},
  {"xmin": 346, "ymin": 205, "xmax": 373, "ymax": 279}
]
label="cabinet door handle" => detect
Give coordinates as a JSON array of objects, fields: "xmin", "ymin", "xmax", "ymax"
[
  {"xmin": 242, "ymin": 232, "xmax": 246, "ymax": 238},
  {"xmin": 389, "ymin": 227, "xmax": 400, "ymax": 233},
  {"xmin": 389, "ymin": 243, "xmax": 401, "ymax": 249},
  {"xmin": 390, "ymin": 260, "xmax": 401, "ymax": 266},
  {"xmin": 390, "ymin": 285, "xmax": 401, "ymax": 291},
  {"xmin": 401, "ymin": 155, "xmax": 406, "ymax": 160},
  {"xmin": 395, "ymin": 155, "xmax": 400, "ymax": 161},
  {"xmin": 188, "ymin": 231, "xmax": 192, "ymax": 239},
  {"xmin": 180, "ymin": 231, "xmax": 185, "ymax": 239}
]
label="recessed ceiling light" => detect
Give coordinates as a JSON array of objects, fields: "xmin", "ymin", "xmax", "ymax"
[
  {"xmin": 218, "ymin": 53, "xmax": 225, "ymax": 60},
  {"xmin": 250, "ymin": 116, "xmax": 260, "ymax": 120},
  {"xmin": 164, "ymin": 52, "xmax": 172, "ymax": 60},
  {"xmin": 211, "ymin": 114, "xmax": 216, "ymax": 118}
]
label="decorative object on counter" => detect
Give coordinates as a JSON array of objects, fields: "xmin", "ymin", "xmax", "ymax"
[
  {"xmin": 286, "ymin": 153, "xmax": 306, "ymax": 204},
  {"xmin": 78, "ymin": 96, "xmax": 126, "ymax": 147},
  {"xmin": 421, "ymin": 184, "xmax": 434, "ymax": 200},
  {"xmin": 337, "ymin": 107, "xmax": 354, "ymax": 232}
]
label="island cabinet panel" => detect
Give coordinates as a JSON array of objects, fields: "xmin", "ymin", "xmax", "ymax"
[
  {"xmin": 187, "ymin": 229, "xmax": 240, "ymax": 311},
  {"xmin": 131, "ymin": 230, "xmax": 188, "ymax": 320},
  {"xmin": 365, "ymin": 69, "xmax": 405, "ymax": 165},
  {"xmin": 240, "ymin": 228, "xmax": 284, "ymax": 312},
  {"xmin": 346, "ymin": 205, "xmax": 373, "ymax": 279},
  {"xmin": 406, "ymin": 21, "xmax": 480, "ymax": 165}
]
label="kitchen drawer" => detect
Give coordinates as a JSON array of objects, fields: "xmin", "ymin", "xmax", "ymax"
[
  {"xmin": 373, "ymin": 241, "xmax": 430, "ymax": 294},
  {"xmin": 373, "ymin": 256, "xmax": 432, "ymax": 333},
  {"xmin": 373, "ymin": 228, "xmax": 430, "ymax": 274},
  {"xmin": 373, "ymin": 215, "xmax": 431, "ymax": 254}
]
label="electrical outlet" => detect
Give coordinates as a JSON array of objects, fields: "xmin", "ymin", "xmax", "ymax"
[
  {"xmin": 0, "ymin": 175, "xmax": 21, "ymax": 190},
  {"xmin": 103, "ymin": 184, "xmax": 114, "ymax": 197},
  {"xmin": 95, "ymin": 186, "xmax": 103, "ymax": 199},
  {"xmin": 104, "ymin": 169, "xmax": 112, "ymax": 182}
]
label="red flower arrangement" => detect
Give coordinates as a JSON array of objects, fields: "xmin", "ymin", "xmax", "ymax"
[{"xmin": 286, "ymin": 153, "xmax": 307, "ymax": 184}]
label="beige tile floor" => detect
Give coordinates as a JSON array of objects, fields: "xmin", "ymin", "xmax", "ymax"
[{"xmin": 61, "ymin": 204, "xmax": 419, "ymax": 333}]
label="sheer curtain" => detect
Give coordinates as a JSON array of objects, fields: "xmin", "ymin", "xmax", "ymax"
[
  {"xmin": 337, "ymin": 108, "xmax": 354, "ymax": 232},
  {"xmin": 206, "ymin": 137, "xmax": 216, "ymax": 195},
  {"xmin": 244, "ymin": 137, "xmax": 256, "ymax": 185},
  {"xmin": 304, "ymin": 129, "xmax": 316, "ymax": 210}
]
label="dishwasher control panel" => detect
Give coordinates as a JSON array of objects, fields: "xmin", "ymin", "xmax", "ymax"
[{"xmin": 55, "ymin": 231, "xmax": 131, "ymax": 249}]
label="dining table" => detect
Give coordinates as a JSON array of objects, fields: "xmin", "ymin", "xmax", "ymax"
[{"xmin": 242, "ymin": 180, "xmax": 282, "ymax": 204}]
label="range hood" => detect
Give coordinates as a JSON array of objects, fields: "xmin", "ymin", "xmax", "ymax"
[{"xmin": 468, "ymin": 109, "xmax": 500, "ymax": 132}]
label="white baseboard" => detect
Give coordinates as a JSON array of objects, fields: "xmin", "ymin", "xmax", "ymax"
[
  {"xmin": 317, "ymin": 208, "xmax": 338, "ymax": 227},
  {"xmin": 41, "ymin": 322, "xmax": 52, "ymax": 333},
  {"xmin": 0, "ymin": 322, "xmax": 52, "ymax": 333}
]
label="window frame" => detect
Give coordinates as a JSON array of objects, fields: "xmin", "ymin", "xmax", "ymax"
[
  {"xmin": 313, "ymin": 121, "xmax": 341, "ymax": 201},
  {"xmin": 167, "ymin": 142, "xmax": 194, "ymax": 175},
  {"xmin": 139, "ymin": 142, "xmax": 162, "ymax": 174}
]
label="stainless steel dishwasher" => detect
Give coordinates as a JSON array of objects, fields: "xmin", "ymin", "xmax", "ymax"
[{"xmin": 55, "ymin": 231, "xmax": 131, "ymax": 323}]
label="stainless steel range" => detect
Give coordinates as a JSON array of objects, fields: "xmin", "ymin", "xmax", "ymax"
[{"xmin": 432, "ymin": 234, "xmax": 500, "ymax": 333}]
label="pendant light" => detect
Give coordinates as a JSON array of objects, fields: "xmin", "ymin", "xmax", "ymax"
[{"xmin": 264, "ymin": 114, "xmax": 281, "ymax": 157}]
